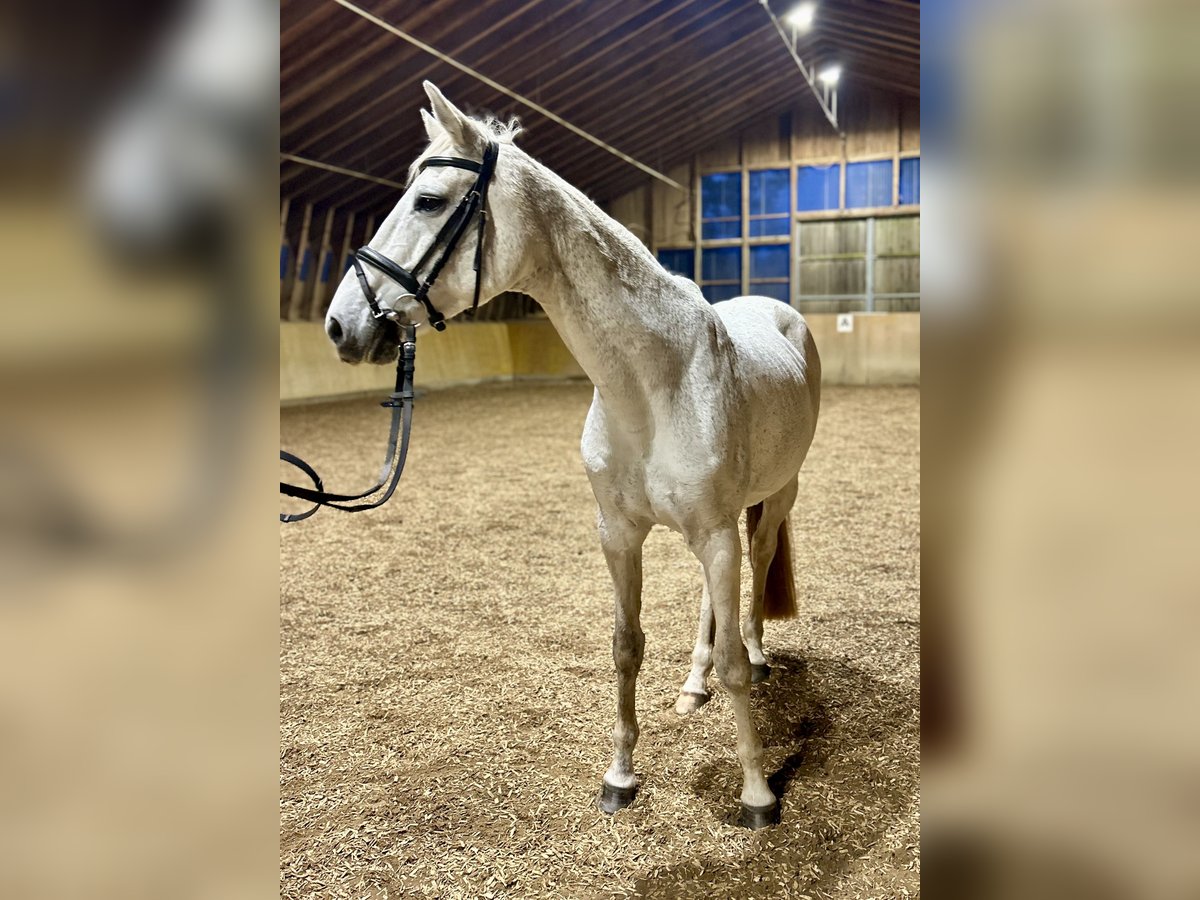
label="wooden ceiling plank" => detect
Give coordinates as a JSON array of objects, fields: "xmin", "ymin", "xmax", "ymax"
[
  {"xmin": 820, "ymin": 14, "xmax": 920, "ymax": 53},
  {"xmin": 525, "ymin": 32, "xmax": 800, "ymax": 161},
  {"xmin": 284, "ymin": 0, "xmax": 554, "ymax": 131},
  {"xmin": 513, "ymin": 0, "xmax": 733, "ymax": 99},
  {"xmin": 283, "ymin": 2, "xmax": 491, "ymax": 112},
  {"xmin": 308, "ymin": 0, "xmax": 680, "ymax": 149},
  {"xmin": 282, "ymin": 0, "xmax": 918, "ymax": 210},
  {"xmin": 521, "ymin": 2, "xmax": 765, "ymax": 123}
]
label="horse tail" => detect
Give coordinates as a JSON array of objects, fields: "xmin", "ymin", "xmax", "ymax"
[{"xmin": 745, "ymin": 504, "xmax": 798, "ymax": 620}]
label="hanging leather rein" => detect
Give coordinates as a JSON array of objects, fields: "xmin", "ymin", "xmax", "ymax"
[{"xmin": 279, "ymin": 141, "xmax": 499, "ymax": 523}]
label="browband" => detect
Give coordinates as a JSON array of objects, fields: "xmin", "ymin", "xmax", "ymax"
[{"xmin": 420, "ymin": 156, "xmax": 483, "ymax": 173}]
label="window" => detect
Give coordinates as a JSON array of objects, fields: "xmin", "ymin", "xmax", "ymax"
[
  {"xmin": 899, "ymin": 157, "xmax": 920, "ymax": 205},
  {"xmin": 700, "ymin": 172, "xmax": 741, "ymax": 240},
  {"xmin": 748, "ymin": 169, "xmax": 790, "ymax": 237},
  {"xmin": 749, "ymin": 245, "xmax": 789, "ymax": 302},
  {"xmin": 797, "ymin": 164, "xmax": 840, "ymax": 212},
  {"xmin": 657, "ymin": 248, "xmax": 694, "ymax": 278},
  {"xmin": 700, "ymin": 247, "xmax": 741, "ymax": 303},
  {"xmin": 846, "ymin": 160, "xmax": 893, "ymax": 208}
]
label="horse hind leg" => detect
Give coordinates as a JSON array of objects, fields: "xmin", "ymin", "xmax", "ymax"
[
  {"xmin": 674, "ymin": 577, "xmax": 714, "ymax": 716},
  {"xmin": 743, "ymin": 477, "xmax": 800, "ymax": 684},
  {"xmin": 690, "ymin": 521, "xmax": 777, "ymax": 827}
]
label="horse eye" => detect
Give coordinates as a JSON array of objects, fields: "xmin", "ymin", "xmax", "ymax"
[{"xmin": 415, "ymin": 195, "xmax": 446, "ymax": 213}]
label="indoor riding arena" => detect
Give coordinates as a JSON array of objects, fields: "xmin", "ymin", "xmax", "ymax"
[{"xmin": 280, "ymin": 2, "xmax": 920, "ymax": 897}]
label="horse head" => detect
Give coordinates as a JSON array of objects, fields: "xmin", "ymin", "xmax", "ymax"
[{"xmin": 325, "ymin": 82, "xmax": 530, "ymax": 363}]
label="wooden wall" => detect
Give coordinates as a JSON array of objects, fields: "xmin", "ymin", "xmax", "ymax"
[
  {"xmin": 603, "ymin": 88, "xmax": 920, "ymax": 314},
  {"xmin": 281, "ymin": 311, "xmax": 918, "ymax": 404}
]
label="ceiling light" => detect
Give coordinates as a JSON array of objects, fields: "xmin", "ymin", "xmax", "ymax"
[
  {"xmin": 783, "ymin": 2, "xmax": 817, "ymax": 31},
  {"xmin": 818, "ymin": 64, "xmax": 841, "ymax": 85}
]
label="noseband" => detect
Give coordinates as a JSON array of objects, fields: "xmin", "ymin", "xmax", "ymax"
[
  {"xmin": 279, "ymin": 141, "xmax": 498, "ymax": 523},
  {"xmin": 352, "ymin": 140, "xmax": 499, "ymax": 332}
]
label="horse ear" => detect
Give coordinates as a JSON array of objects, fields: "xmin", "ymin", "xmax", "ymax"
[
  {"xmin": 420, "ymin": 108, "xmax": 442, "ymax": 142},
  {"xmin": 423, "ymin": 81, "xmax": 470, "ymax": 146}
]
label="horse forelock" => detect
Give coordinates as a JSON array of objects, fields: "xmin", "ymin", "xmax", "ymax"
[{"xmin": 407, "ymin": 115, "xmax": 523, "ymax": 187}]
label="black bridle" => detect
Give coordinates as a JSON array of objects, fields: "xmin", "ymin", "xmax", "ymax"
[
  {"xmin": 279, "ymin": 140, "xmax": 499, "ymax": 523},
  {"xmin": 353, "ymin": 139, "xmax": 499, "ymax": 332}
]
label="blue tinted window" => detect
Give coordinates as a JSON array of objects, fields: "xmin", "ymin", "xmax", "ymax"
[
  {"xmin": 846, "ymin": 160, "xmax": 893, "ymax": 208},
  {"xmin": 899, "ymin": 157, "xmax": 921, "ymax": 205},
  {"xmin": 749, "ymin": 245, "xmax": 789, "ymax": 280},
  {"xmin": 749, "ymin": 282, "xmax": 790, "ymax": 302},
  {"xmin": 701, "ymin": 247, "xmax": 740, "ymax": 283},
  {"xmin": 701, "ymin": 172, "xmax": 741, "ymax": 240},
  {"xmin": 797, "ymin": 164, "xmax": 840, "ymax": 211},
  {"xmin": 701, "ymin": 172, "xmax": 740, "ymax": 218},
  {"xmin": 702, "ymin": 220, "xmax": 741, "ymax": 240},
  {"xmin": 749, "ymin": 169, "xmax": 789, "ymax": 216},
  {"xmin": 657, "ymin": 248, "xmax": 694, "ymax": 277},
  {"xmin": 702, "ymin": 284, "xmax": 741, "ymax": 303},
  {"xmin": 749, "ymin": 218, "xmax": 789, "ymax": 237}
]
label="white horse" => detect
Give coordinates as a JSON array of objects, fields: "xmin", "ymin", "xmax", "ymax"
[{"xmin": 326, "ymin": 83, "xmax": 821, "ymax": 827}]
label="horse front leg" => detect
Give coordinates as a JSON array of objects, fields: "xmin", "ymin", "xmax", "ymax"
[
  {"xmin": 595, "ymin": 509, "xmax": 650, "ymax": 815},
  {"xmin": 691, "ymin": 522, "xmax": 778, "ymax": 828}
]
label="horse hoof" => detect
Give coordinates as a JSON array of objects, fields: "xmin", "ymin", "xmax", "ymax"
[
  {"xmin": 751, "ymin": 663, "xmax": 772, "ymax": 684},
  {"xmin": 740, "ymin": 800, "xmax": 780, "ymax": 830},
  {"xmin": 674, "ymin": 691, "xmax": 710, "ymax": 716},
  {"xmin": 596, "ymin": 781, "xmax": 637, "ymax": 815}
]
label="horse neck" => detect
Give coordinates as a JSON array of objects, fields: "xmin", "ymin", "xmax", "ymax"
[{"xmin": 509, "ymin": 159, "xmax": 716, "ymax": 427}]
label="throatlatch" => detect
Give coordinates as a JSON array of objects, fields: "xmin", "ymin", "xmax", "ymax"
[{"xmin": 279, "ymin": 141, "xmax": 499, "ymax": 523}]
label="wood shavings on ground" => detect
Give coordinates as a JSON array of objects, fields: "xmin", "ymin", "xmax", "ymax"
[{"xmin": 281, "ymin": 382, "xmax": 919, "ymax": 899}]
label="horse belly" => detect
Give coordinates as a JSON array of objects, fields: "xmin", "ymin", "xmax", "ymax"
[{"xmin": 639, "ymin": 428, "xmax": 743, "ymax": 532}]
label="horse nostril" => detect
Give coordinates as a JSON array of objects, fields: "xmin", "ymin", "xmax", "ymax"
[{"xmin": 326, "ymin": 316, "xmax": 344, "ymax": 345}]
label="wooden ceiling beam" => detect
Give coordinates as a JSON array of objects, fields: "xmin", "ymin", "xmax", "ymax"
[
  {"xmin": 529, "ymin": 34, "xmax": 801, "ymax": 162},
  {"xmin": 286, "ymin": 0, "xmax": 700, "ymax": 153}
]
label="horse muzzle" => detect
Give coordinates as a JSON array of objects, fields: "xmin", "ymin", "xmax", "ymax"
[{"xmin": 327, "ymin": 312, "xmax": 401, "ymax": 365}]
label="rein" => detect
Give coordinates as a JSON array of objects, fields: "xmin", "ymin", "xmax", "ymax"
[{"xmin": 279, "ymin": 141, "xmax": 498, "ymax": 523}]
